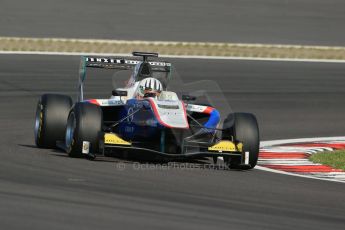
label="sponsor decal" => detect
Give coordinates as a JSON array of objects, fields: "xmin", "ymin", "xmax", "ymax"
[
  {"xmin": 82, "ymin": 141, "xmax": 90, "ymax": 154},
  {"xmin": 208, "ymin": 141, "xmax": 242, "ymax": 153},
  {"xmin": 157, "ymin": 104, "xmax": 179, "ymax": 109},
  {"xmin": 86, "ymin": 99, "xmax": 123, "ymax": 106},
  {"xmin": 101, "ymin": 99, "xmax": 124, "ymax": 106},
  {"xmin": 86, "ymin": 57, "xmax": 171, "ymax": 66},
  {"xmin": 104, "ymin": 133, "xmax": 131, "ymax": 145},
  {"xmin": 186, "ymin": 104, "xmax": 213, "ymax": 114},
  {"xmin": 127, "ymin": 107, "xmax": 134, "ymax": 122}
]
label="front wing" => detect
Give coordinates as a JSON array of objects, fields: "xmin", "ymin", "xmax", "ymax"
[{"xmin": 99, "ymin": 132, "xmax": 250, "ymax": 165}]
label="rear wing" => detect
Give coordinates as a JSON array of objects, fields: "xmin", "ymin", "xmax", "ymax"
[
  {"xmin": 78, "ymin": 55, "xmax": 172, "ymax": 101},
  {"xmin": 85, "ymin": 57, "xmax": 171, "ymax": 69}
]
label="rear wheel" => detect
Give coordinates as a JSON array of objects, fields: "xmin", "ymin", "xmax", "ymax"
[
  {"xmin": 34, "ymin": 94, "xmax": 72, "ymax": 148},
  {"xmin": 222, "ymin": 113, "xmax": 260, "ymax": 169},
  {"xmin": 65, "ymin": 103, "xmax": 103, "ymax": 157}
]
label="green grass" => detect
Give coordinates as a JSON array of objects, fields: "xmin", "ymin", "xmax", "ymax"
[{"xmin": 310, "ymin": 150, "xmax": 345, "ymax": 171}]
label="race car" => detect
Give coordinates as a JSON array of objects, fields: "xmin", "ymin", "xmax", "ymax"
[{"xmin": 34, "ymin": 52, "xmax": 260, "ymax": 169}]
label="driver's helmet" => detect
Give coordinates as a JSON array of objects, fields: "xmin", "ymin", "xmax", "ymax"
[{"xmin": 137, "ymin": 77, "xmax": 163, "ymax": 98}]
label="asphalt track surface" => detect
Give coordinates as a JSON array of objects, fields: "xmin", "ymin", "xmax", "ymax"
[
  {"xmin": 1, "ymin": 0, "xmax": 345, "ymax": 46},
  {"xmin": 0, "ymin": 54, "xmax": 345, "ymax": 229}
]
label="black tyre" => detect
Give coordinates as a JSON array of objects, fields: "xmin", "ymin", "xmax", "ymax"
[
  {"xmin": 34, "ymin": 94, "xmax": 72, "ymax": 148},
  {"xmin": 65, "ymin": 103, "xmax": 103, "ymax": 157},
  {"xmin": 222, "ymin": 113, "xmax": 260, "ymax": 169}
]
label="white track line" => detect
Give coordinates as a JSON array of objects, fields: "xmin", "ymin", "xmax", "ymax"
[
  {"xmin": 255, "ymin": 166, "xmax": 345, "ymax": 183},
  {"xmin": 260, "ymin": 136, "xmax": 345, "ymax": 147},
  {"xmin": 1, "ymin": 51, "xmax": 345, "ymax": 63}
]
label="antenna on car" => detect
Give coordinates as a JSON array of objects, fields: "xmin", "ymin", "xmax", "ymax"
[{"xmin": 132, "ymin": 52, "xmax": 159, "ymax": 62}]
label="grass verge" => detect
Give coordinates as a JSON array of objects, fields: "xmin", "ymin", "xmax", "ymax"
[
  {"xmin": 309, "ymin": 150, "xmax": 345, "ymax": 171},
  {"xmin": 1, "ymin": 37, "xmax": 345, "ymax": 60}
]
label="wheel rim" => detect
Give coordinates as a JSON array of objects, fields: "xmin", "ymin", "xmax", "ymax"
[
  {"xmin": 65, "ymin": 112, "xmax": 76, "ymax": 150},
  {"xmin": 34, "ymin": 103, "xmax": 42, "ymax": 143}
]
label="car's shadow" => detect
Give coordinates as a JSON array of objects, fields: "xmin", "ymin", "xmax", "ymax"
[
  {"xmin": 19, "ymin": 144, "xmax": 38, "ymax": 149},
  {"xmin": 20, "ymin": 144, "xmax": 245, "ymax": 171}
]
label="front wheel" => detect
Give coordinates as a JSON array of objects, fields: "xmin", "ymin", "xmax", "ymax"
[
  {"xmin": 222, "ymin": 113, "xmax": 260, "ymax": 169},
  {"xmin": 65, "ymin": 103, "xmax": 103, "ymax": 157}
]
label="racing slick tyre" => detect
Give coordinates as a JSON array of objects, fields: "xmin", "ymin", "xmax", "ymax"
[
  {"xmin": 65, "ymin": 102, "xmax": 103, "ymax": 158},
  {"xmin": 34, "ymin": 94, "xmax": 72, "ymax": 148},
  {"xmin": 222, "ymin": 113, "xmax": 259, "ymax": 169}
]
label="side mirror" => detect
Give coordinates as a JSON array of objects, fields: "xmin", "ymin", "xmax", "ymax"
[
  {"xmin": 112, "ymin": 90, "xmax": 128, "ymax": 97},
  {"xmin": 182, "ymin": 95, "xmax": 196, "ymax": 101}
]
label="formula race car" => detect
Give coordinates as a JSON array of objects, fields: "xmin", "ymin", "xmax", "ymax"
[{"xmin": 34, "ymin": 52, "xmax": 259, "ymax": 169}]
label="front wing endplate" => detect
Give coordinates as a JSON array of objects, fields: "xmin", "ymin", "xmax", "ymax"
[
  {"xmin": 104, "ymin": 133, "xmax": 131, "ymax": 146},
  {"xmin": 208, "ymin": 140, "xmax": 243, "ymax": 153}
]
